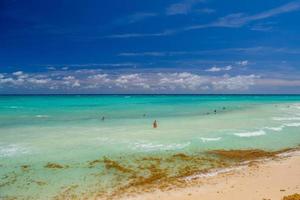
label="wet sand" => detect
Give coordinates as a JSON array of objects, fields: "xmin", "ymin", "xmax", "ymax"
[{"xmin": 121, "ymin": 151, "xmax": 300, "ymax": 200}]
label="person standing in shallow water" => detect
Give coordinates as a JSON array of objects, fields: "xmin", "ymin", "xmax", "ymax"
[{"xmin": 153, "ymin": 120, "xmax": 158, "ymax": 128}]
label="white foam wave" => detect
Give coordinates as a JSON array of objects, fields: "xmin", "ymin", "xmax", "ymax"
[
  {"xmin": 272, "ymin": 117, "xmax": 300, "ymax": 121},
  {"xmin": 264, "ymin": 126, "xmax": 284, "ymax": 131},
  {"xmin": 200, "ymin": 137, "xmax": 222, "ymax": 142},
  {"xmin": 263, "ymin": 122, "xmax": 300, "ymax": 132},
  {"xmin": 234, "ymin": 130, "xmax": 266, "ymax": 137},
  {"xmin": 284, "ymin": 122, "xmax": 300, "ymax": 127},
  {"xmin": 0, "ymin": 144, "xmax": 29, "ymax": 157},
  {"xmin": 132, "ymin": 142, "xmax": 190, "ymax": 152}
]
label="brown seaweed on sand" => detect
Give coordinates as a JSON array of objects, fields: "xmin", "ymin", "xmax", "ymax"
[
  {"xmin": 172, "ymin": 153, "xmax": 193, "ymax": 160},
  {"xmin": 44, "ymin": 162, "xmax": 67, "ymax": 169},
  {"xmin": 20, "ymin": 165, "xmax": 30, "ymax": 171},
  {"xmin": 53, "ymin": 185, "xmax": 80, "ymax": 200},
  {"xmin": 88, "ymin": 159, "xmax": 102, "ymax": 168},
  {"xmin": 282, "ymin": 193, "xmax": 300, "ymax": 200},
  {"xmin": 103, "ymin": 157, "xmax": 133, "ymax": 173},
  {"xmin": 207, "ymin": 149, "xmax": 291, "ymax": 160}
]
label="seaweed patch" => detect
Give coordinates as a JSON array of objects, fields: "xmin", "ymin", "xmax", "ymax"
[
  {"xmin": 207, "ymin": 149, "xmax": 279, "ymax": 160},
  {"xmin": 103, "ymin": 157, "xmax": 133, "ymax": 174},
  {"xmin": 282, "ymin": 193, "xmax": 300, "ymax": 200},
  {"xmin": 44, "ymin": 163, "xmax": 67, "ymax": 169},
  {"xmin": 21, "ymin": 165, "xmax": 30, "ymax": 171}
]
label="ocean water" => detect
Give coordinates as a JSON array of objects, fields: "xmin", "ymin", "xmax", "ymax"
[{"xmin": 0, "ymin": 95, "xmax": 300, "ymax": 199}]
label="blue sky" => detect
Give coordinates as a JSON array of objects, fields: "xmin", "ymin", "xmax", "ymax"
[{"xmin": 0, "ymin": 0, "xmax": 300, "ymax": 94}]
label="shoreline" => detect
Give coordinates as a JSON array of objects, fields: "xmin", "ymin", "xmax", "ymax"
[{"xmin": 118, "ymin": 150, "xmax": 300, "ymax": 200}]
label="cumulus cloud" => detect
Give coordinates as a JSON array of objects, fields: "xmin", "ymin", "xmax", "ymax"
[
  {"xmin": 236, "ymin": 60, "xmax": 249, "ymax": 66},
  {"xmin": 0, "ymin": 70, "xmax": 263, "ymax": 92},
  {"xmin": 157, "ymin": 72, "xmax": 209, "ymax": 90},
  {"xmin": 205, "ymin": 65, "xmax": 232, "ymax": 72},
  {"xmin": 12, "ymin": 71, "xmax": 24, "ymax": 76},
  {"xmin": 0, "ymin": 71, "xmax": 51, "ymax": 87},
  {"xmin": 212, "ymin": 74, "xmax": 260, "ymax": 90}
]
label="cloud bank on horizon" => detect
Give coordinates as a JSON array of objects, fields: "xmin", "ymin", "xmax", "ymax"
[{"xmin": 0, "ymin": 0, "xmax": 300, "ymax": 94}]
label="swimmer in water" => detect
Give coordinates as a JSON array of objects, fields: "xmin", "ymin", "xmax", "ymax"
[
  {"xmin": 101, "ymin": 116, "xmax": 105, "ymax": 121},
  {"xmin": 153, "ymin": 120, "xmax": 158, "ymax": 128},
  {"xmin": 214, "ymin": 109, "xmax": 217, "ymax": 114}
]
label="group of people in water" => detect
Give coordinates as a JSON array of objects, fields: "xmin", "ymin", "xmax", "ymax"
[{"xmin": 100, "ymin": 106, "xmax": 226, "ymax": 129}]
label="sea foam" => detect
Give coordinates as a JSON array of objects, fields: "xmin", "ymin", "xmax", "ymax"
[
  {"xmin": 264, "ymin": 126, "xmax": 284, "ymax": 131},
  {"xmin": 234, "ymin": 130, "xmax": 266, "ymax": 137},
  {"xmin": 0, "ymin": 144, "xmax": 29, "ymax": 157},
  {"xmin": 132, "ymin": 141, "xmax": 191, "ymax": 152},
  {"xmin": 272, "ymin": 117, "xmax": 300, "ymax": 121},
  {"xmin": 284, "ymin": 122, "xmax": 300, "ymax": 127}
]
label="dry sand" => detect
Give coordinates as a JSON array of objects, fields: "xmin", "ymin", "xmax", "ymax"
[{"xmin": 121, "ymin": 152, "xmax": 300, "ymax": 200}]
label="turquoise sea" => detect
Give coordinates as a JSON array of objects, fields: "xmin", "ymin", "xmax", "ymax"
[{"xmin": 1, "ymin": 95, "xmax": 300, "ymax": 199}]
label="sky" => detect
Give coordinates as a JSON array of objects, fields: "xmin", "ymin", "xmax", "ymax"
[{"xmin": 0, "ymin": 0, "xmax": 300, "ymax": 94}]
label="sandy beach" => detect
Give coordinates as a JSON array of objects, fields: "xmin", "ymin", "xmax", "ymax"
[{"xmin": 121, "ymin": 152, "xmax": 300, "ymax": 200}]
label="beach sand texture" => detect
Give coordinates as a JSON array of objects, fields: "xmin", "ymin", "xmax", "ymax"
[{"xmin": 122, "ymin": 152, "xmax": 300, "ymax": 200}]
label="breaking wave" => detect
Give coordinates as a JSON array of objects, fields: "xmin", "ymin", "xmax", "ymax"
[
  {"xmin": 131, "ymin": 141, "xmax": 191, "ymax": 152},
  {"xmin": 234, "ymin": 130, "xmax": 266, "ymax": 137},
  {"xmin": 0, "ymin": 144, "xmax": 29, "ymax": 157}
]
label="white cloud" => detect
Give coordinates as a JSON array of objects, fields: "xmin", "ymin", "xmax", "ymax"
[
  {"xmin": 88, "ymin": 74, "xmax": 109, "ymax": 81},
  {"xmin": 72, "ymin": 80, "xmax": 81, "ymax": 87},
  {"xmin": 236, "ymin": 60, "xmax": 249, "ymax": 66},
  {"xmin": 47, "ymin": 66, "xmax": 56, "ymax": 70},
  {"xmin": 61, "ymin": 76, "xmax": 82, "ymax": 88},
  {"xmin": 63, "ymin": 76, "xmax": 75, "ymax": 80},
  {"xmin": 0, "ymin": 70, "xmax": 273, "ymax": 93},
  {"xmin": 12, "ymin": 71, "xmax": 24, "ymax": 76},
  {"xmin": 27, "ymin": 78, "xmax": 50, "ymax": 84},
  {"xmin": 205, "ymin": 65, "xmax": 232, "ymax": 72},
  {"xmin": 115, "ymin": 74, "xmax": 149, "ymax": 89},
  {"xmin": 0, "ymin": 77, "xmax": 14, "ymax": 84},
  {"xmin": 212, "ymin": 74, "xmax": 260, "ymax": 90},
  {"xmin": 158, "ymin": 72, "xmax": 209, "ymax": 90}
]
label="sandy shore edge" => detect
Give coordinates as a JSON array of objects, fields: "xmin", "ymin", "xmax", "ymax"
[{"xmin": 120, "ymin": 151, "xmax": 300, "ymax": 200}]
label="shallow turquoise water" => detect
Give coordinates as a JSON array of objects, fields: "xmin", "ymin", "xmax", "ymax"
[{"xmin": 0, "ymin": 95, "xmax": 300, "ymax": 199}]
